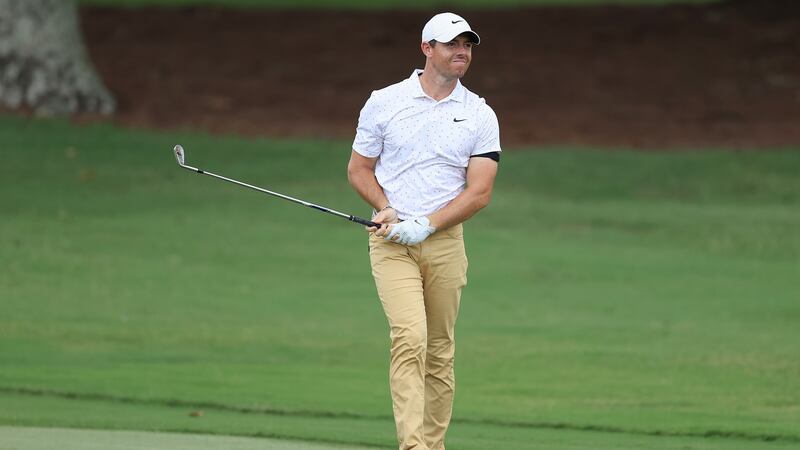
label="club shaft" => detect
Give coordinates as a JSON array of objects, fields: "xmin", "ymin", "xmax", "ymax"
[{"xmin": 179, "ymin": 163, "xmax": 380, "ymax": 228}]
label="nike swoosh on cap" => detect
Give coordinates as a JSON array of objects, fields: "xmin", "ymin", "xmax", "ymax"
[
  {"xmin": 453, "ymin": 118, "xmax": 467, "ymax": 122},
  {"xmin": 451, "ymin": 20, "xmax": 464, "ymax": 24}
]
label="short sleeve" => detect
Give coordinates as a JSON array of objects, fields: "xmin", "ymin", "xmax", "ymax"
[
  {"xmin": 352, "ymin": 91, "xmax": 385, "ymax": 158},
  {"xmin": 472, "ymin": 103, "xmax": 501, "ymax": 156}
]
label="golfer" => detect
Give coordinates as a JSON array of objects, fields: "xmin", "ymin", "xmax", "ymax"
[{"xmin": 347, "ymin": 12, "xmax": 501, "ymax": 450}]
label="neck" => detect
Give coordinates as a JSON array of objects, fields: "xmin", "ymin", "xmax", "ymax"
[{"xmin": 419, "ymin": 68, "xmax": 457, "ymax": 101}]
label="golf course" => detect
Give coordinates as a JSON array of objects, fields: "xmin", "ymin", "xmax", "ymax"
[
  {"xmin": 1, "ymin": 114, "xmax": 798, "ymax": 449},
  {"xmin": 2, "ymin": 0, "xmax": 800, "ymax": 449}
]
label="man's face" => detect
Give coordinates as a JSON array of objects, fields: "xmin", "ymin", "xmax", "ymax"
[{"xmin": 423, "ymin": 35, "xmax": 474, "ymax": 80}]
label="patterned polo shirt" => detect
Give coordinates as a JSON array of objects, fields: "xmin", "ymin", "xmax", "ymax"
[{"xmin": 353, "ymin": 69, "xmax": 501, "ymax": 219}]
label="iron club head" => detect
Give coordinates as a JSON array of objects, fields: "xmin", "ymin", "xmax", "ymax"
[
  {"xmin": 173, "ymin": 145, "xmax": 185, "ymax": 166},
  {"xmin": 169, "ymin": 144, "xmax": 379, "ymax": 228}
]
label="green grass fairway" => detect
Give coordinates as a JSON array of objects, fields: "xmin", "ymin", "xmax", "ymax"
[
  {"xmin": 0, "ymin": 426, "xmax": 375, "ymax": 450},
  {"xmin": 1, "ymin": 115, "xmax": 799, "ymax": 449}
]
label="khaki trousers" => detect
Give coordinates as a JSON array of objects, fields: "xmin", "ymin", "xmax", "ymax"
[{"xmin": 369, "ymin": 224, "xmax": 468, "ymax": 450}]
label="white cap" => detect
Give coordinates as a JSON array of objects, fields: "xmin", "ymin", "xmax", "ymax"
[{"xmin": 421, "ymin": 12, "xmax": 480, "ymax": 45}]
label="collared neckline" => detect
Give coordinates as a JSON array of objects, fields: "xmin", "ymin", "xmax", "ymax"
[{"xmin": 409, "ymin": 69, "xmax": 465, "ymax": 103}]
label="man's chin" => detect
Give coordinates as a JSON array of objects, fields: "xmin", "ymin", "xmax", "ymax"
[{"xmin": 451, "ymin": 64, "xmax": 469, "ymax": 78}]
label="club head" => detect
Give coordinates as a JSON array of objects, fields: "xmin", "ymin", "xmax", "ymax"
[{"xmin": 173, "ymin": 145, "xmax": 185, "ymax": 166}]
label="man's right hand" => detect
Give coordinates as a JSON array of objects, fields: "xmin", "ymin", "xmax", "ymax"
[{"xmin": 368, "ymin": 206, "xmax": 399, "ymax": 236}]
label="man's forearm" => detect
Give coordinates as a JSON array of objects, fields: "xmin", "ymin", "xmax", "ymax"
[
  {"xmin": 347, "ymin": 164, "xmax": 389, "ymax": 212},
  {"xmin": 427, "ymin": 157, "xmax": 498, "ymax": 230},
  {"xmin": 427, "ymin": 186, "xmax": 491, "ymax": 230}
]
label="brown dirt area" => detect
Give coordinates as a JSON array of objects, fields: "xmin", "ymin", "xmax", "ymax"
[{"xmin": 77, "ymin": 0, "xmax": 799, "ymax": 149}]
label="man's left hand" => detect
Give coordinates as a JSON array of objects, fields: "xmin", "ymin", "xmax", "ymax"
[{"xmin": 385, "ymin": 217, "xmax": 436, "ymax": 245}]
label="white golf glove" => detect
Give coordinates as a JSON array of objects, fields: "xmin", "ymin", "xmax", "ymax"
[{"xmin": 385, "ymin": 217, "xmax": 436, "ymax": 245}]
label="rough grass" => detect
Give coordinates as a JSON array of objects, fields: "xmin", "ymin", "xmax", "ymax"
[{"xmin": 1, "ymin": 115, "xmax": 798, "ymax": 449}]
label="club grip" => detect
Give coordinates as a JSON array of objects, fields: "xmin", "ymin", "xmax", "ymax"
[{"xmin": 351, "ymin": 216, "xmax": 382, "ymax": 228}]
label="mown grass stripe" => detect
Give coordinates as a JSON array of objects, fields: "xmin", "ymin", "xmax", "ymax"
[
  {"xmin": 4, "ymin": 386, "xmax": 797, "ymax": 444},
  {"xmin": 0, "ymin": 425, "xmax": 382, "ymax": 450}
]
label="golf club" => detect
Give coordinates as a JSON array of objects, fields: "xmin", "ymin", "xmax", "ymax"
[{"xmin": 173, "ymin": 145, "xmax": 381, "ymax": 228}]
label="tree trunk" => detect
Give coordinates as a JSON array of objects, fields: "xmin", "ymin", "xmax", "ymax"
[{"xmin": 0, "ymin": 0, "xmax": 115, "ymax": 116}]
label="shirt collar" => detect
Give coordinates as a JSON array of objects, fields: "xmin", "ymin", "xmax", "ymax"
[{"xmin": 409, "ymin": 69, "xmax": 465, "ymax": 103}]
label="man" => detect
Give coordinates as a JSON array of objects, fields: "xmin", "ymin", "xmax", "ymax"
[{"xmin": 347, "ymin": 12, "xmax": 500, "ymax": 450}]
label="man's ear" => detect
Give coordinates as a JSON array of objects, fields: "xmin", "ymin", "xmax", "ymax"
[{"xmin": 421, "ymin": 41, "xmax": 433, "ymax": 57}]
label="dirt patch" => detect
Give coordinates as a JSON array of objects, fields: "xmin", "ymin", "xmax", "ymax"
[{"xmin": 76, "ymin": 0, "xmax": 799, "ymax": 149}]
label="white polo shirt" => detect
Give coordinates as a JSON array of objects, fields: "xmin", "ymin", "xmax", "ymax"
[{"xmin": 353, "ymin": 69, "xmax": 501, "ymax": 220}]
